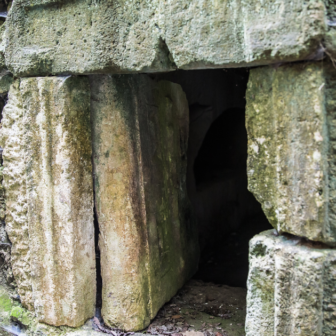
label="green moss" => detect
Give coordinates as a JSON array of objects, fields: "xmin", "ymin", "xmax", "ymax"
[
  {"xmin": 0, "ymin": 290, "xmax": 12, "ymax": 313},
  {"xmin": 10, "ymin": 306, "xmax": 32, "ymax": 326}
]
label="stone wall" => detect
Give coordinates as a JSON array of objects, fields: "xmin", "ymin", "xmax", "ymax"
[
  {"xmin": 245, "ymin": 61, "xmax": 336, "ymax": 335},
  {"xmin": 0, "ymin": 0, "xmax": 335, "ymax": 335}
]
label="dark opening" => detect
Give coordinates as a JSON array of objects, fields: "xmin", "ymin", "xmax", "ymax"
[
  {"xmin": 155, "ymin": 69, "xmax": 272, "ymax": 288},
  {"xmin": 94, "ymin": 207, "xmax": 103, "ymax": 311},
  {"xmin": 0, "ymin": 1, "xmax": 8, "ymax": 24}
]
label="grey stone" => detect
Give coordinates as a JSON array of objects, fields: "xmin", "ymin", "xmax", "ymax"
[
  {"xmin": 246, "ymin": 61, "xmax": 336, "ymax": 245},
  {"xmin": 5, "ymin": 0, "xmax": 334, "ymax": 76},
  {"xmin": 90, "ymin": 74, "xmax": 199, "ymax": 331},
  {"xmin": 246, "ymin": 230, "xmax": 336, "ymax": 336},
  {"xmin": 0, "ymin": 77, "xmax": 96, "ymax": 327}
]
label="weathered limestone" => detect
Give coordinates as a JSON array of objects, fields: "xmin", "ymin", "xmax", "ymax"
[
  {"xmin": 246, "ymin": 61, "xmax": 336, "ymax": 245},
  {"xmin": 246, "ymin": 230, "xmax": 336, "ymax": 336},
  {"xmin": 90, "ymin": 75, "xmax": 199, "ymax": 331},
  {"xmin": 5, "ymin": 0, "xmax": 333, "ymax": 76},
  {"xmin": 5, "ymin": 0, "xmax": 173, "ymax": 77},
  {"xmin": 0, "ymin": 77, "xmax": 96, "ymax": 327}
]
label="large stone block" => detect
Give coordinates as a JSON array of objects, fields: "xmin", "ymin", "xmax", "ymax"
[
  {"xmin": 246, "ymin": 61, "xmax": 336, "ymax": 245},
  {"xmin": 246, "ymin": 230, "xmax": 336, "ymax": 336},
  {"xmin": 90, "ymin": 74, "xmax": 199, "ymax": 331},
  {"xmin": 5, "ymin": 0, "xmax": 333, "ymax": 76},
  {"xmin": 0, "ymin": 77, "xmax": 96, "ymax": 327}
]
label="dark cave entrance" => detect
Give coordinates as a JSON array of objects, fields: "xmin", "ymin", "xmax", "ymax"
[{"xmin": 156, "ymin": 68, "xmax": 272, "ymax": 288}]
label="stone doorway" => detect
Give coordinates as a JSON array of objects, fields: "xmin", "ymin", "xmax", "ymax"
[
  {"xmin": 144, "ymin": 69, "xmax": 272, "ymax": 335},
  {"xmin": 155, "ymin": 68, "xmax": 272, "ymax": 288}
]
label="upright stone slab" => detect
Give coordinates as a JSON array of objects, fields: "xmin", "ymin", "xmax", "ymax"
[
  {"xmin": 246, "ymin": 230, "xmax": 336, "ymax": 336},
  {"xmin": 90, "ymin": 75, "xmax": 199, "ymax": 331},
  {"xmin": 246, "ymin": 61, "xmax": 336, "ymax": 245},
  {"xmin": 5, "ymin": 0, "xmax": 333, "ymax": 76},
  {"xmin": 0, "ymin": 77, "xmax": 96, "ymax": 327}
]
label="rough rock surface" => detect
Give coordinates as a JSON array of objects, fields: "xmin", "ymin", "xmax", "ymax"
[
  {"xmin": 246, "ymin": 230, "xmax": 336, "ymax": 336},
  {"xmin": 90, "ymin": 75, "xmax": 199, "ymax": 331},
  {"xmin": 5, "ymin": 0, "xmax": 332, "ymax": 76},
  {"xmin": 246, "ymin": 61, "xmax": 336, "ymax": 245},
  {"xmin": 0, "ymin": 76, "xmax": 96, "ymax": 327}
]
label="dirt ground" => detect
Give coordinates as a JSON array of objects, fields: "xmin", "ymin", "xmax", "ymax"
[{"xmin": 144, "ymin": 280, "xmax": 246, "ymax": 336}]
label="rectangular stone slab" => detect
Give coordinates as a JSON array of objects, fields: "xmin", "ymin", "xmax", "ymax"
[
  {"xmin": 246, "ymin": 230, "xmax": 336, "ymax": 335},
  {"xmin": 0, "ymin": 77, "xmax": 96, "ymax": 327},
  {"xmin": 90, "ymin": 74, "xmax": 199, "ymax": 331},
  {"xmin": 5, "ymin": 0, "xmax": 332, "ymax": 76},
  {"xmin": 246, "ymin": 61, "xmax": 336, "ymax": 245}
]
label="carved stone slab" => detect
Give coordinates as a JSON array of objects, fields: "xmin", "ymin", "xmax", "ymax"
[
  {"xmin": 0, "ymin": 77, "xmax": 96, "ymax": 327},
  {"xmin": 90, "ymin": 74, "xmax": 199, "ymax": 331}
]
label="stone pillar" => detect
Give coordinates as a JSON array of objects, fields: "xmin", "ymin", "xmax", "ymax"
[
  {"xmin": 0, "ymin": 77, "xmax": 96, "ymax": 327},
  {"xmin": 245, "ymin": 61, "xmax": 336, "ymax": 335},
  {"xmin": 90, "ymin": 75, "xmax": 199, "ymax": 331},
  {"xmin": 246, "ymin": 230, "xmax": 336, "ymax": 336},
  {"xmin": 246, "ymin": 61, "xmax": 336, "ymax": 245}
]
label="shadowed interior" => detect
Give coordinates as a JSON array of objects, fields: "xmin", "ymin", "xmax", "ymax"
[{"xmin": 155, "ymin": 69, "xmax": 272, "ymax": 288}]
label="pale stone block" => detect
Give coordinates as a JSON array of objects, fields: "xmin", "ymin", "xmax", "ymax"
[
  {"xmin": 0, "ymin": 77, "xmax": 96, "ymax": 327},
  {"xmin": 90, "ymin": 75, "xmax": 199, "ymax": 331},
  {"xmin": 246, "ymin": 61, "xmax": 336, "ymax": 245},
  {"xmin": 246, "ymin": 230, "xmax": 336, "ymax": 336},
  {"xmin": 5, "ymin": 0, "xmax": 333, "ymax": 76}
]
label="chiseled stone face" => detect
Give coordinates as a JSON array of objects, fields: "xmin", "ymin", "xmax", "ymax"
[
  {"xmin": 246, "ymin": 230, "xmax": 336, "ymax": 336},
  {"xmin": 0, "ymin": 77, "xmax": 96, "ymax": 327},
  {"xmin": 246, "ymin": 61, "xmax": 336, "ymax": 245},
  {"xmin": 90, "ymin": 74, "xmax": 199, "ymax": 331},
  {"xmin": 5, "ymin": 0, "xmax": 331, "ymax": 76}
]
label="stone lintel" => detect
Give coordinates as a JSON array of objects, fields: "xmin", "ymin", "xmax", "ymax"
[{"xmin": 5, "ymin": 0, "xmax": 332, "ymax": 76}]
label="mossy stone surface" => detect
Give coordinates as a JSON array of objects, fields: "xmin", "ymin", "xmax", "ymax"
[
  {"xmin": 246, "ymin": 61, "xmax": 336, "ymax": 245},
  {"xmin": 10, "ymin": 306, "xmax": 31, "ymax": 327},
  {"xmin": 0, "ymin": 287, "xmax": 12, "ymax": 314}
]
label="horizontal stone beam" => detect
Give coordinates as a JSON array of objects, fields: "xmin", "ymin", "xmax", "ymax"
[
  {"xmin": 0, "ymin": 76, "xmax": 96, "ymax": 327},
  {"xmin": 246, "ymin": 61, "xmax": 336, "ymax": 245},
  {"xmin": 5, "ymin": 0, "xmax": 335, "ymax": 76},
  {"xmin": 246, "ymin": 230, "xmax": 336, "ymax": 335},
  {"xmin": 90, "ymin": 74, "xmax": 199, "ymax": 331}
]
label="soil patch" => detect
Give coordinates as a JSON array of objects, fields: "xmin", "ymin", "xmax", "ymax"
[{"xmin": 145, "ymin": 280, "xmax": 246, "ymax": 336}]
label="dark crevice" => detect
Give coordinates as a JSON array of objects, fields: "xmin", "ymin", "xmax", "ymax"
[{"xmin": 94, "ymin": 205, "xmax": 102, "ymax": 312}]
